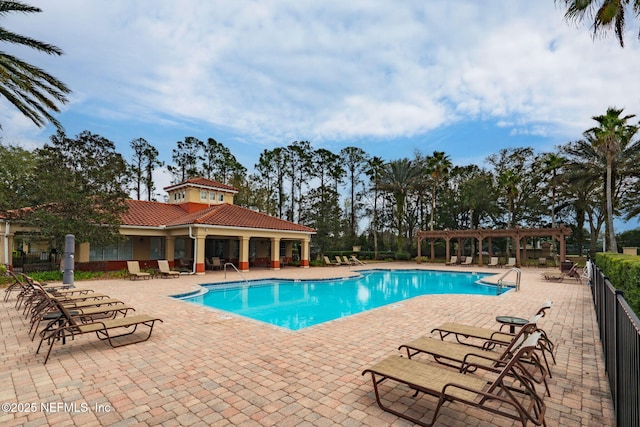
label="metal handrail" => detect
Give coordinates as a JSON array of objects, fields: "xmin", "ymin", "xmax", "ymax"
[
  {"xmin": 223, "ymin": 262, "xmax": 250, "ymax": 285},
  {"xmin": 497, "ymin": 267, "xmax": 521, "ymax": 291}
]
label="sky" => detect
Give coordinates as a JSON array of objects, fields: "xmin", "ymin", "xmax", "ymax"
[{"xmin": 2, "ymin": 1, "xmax": 640, "ymax": 228}]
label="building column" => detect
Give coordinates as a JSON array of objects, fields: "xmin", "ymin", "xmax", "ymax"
[
  {"xmin": 300, "ymin": 238, "xmax": 310, "ymax": 268},
  {"xmin": 239, "ymin": 237, "xmax": 250, "ymax": 272},
  {"xmin": 165, "ymin": 237, "xmax": 175, "ymax": 264},
  {"xmin": 270, "ymin": 237, "xmax": 281, "ymax": 270},
  {"xmin": 445, "ymin": 238, "xmax": 450, "ymax": 263},
  {"xmin": 195, "ymin": 236, "xmax": 206, "ymax": 274}
]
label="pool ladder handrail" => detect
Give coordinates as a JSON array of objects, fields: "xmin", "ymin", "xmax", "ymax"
[
  {"xmin": 224, "ymin": 262, "xmax": 250, "ymax": 285},
  {"xmin": 497, "ymin": 267, "xmax": 521, "ymax": 291}
]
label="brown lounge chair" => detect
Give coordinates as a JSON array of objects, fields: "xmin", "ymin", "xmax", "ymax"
[
  {"xmin": 127, "ymin": 261, "xmax": 151, "ymax": 280},
  {"xmin": 157, "ymin": 260, "xmax": 180, "ymax": 278},
  {"xmin": 362, "ymin": 332, "xmax": 546, "ymax": 427},
  {"xmin": 399, "ymin": 319, "xmax": 551, "ymax": 395},
  {"xmin": 541, "ymin": 264, "xmax": 580, "ymax": 283},
  {"xmin": 28, "ymin": 284, "xmax": 134, "ymax": 340},
  {"xmin": 37, "ymin": 299, "xmax": 162, "ymax": 364}
]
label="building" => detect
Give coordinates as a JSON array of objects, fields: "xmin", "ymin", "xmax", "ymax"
[{"xmin": 1, "ymin": 178, "xmax": 315, "ymax": 274}]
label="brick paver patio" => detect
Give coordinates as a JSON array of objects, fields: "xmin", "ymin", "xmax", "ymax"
[{"xmin": 1, "ymin": 263, "xmax": 614, "ymax": 426}]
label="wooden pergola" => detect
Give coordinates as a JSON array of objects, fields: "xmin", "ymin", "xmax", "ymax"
[{"xmin": 416, "ymin": 227, "xmax": 573, "ymax": 267}]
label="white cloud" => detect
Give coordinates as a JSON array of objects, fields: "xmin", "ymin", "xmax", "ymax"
[{"xmin": 1, "ymin": 0, "xmax": 639, "ymax": 160}]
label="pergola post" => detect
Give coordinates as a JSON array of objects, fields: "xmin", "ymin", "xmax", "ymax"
[
  {"xmin": 417, "ymin": 236, "xmax": 422, "ymax": 263},
  {"xmin": 478, "ymin": 236, "xmax": 484, "ymax": 266}
]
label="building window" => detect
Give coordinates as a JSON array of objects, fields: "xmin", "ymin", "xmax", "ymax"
[
  {"xmin": 210, "ymin": 192, "xmax": 215, "ymax": 200},
  {"xmin": 219, "ymin": 193, "xmax": 224, "ymax": 202},
  {"xmin": 149, "ymin": 237, "xmax": 164, "ymax": 260},
  {"xmin": 89, "ymin": 239, "xmax": 133, "ymax": 261},
  {"xmin": 201, "ymin": 191, "xmax": 207, "ymax": 200}
]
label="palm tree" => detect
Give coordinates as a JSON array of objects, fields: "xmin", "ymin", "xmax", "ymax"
[
  {"xmin": 543, "ymin": 153, "xmax": 566, "ymax": 229},
  {"xmin": 378, "ymin": 159, "xmax": 420, "ymax": 252},
  {"xmin": 584, "ymin": 107, "xmax": 640, "ymax": 252},
  {"xmin": 426, "ymin": 151, "xmax": 452, "ymax": 231},
  {"xmin": 0, "ymin": 1, "xmax": 70, "ymax": 129},
  {"xmin": 558, "ymin": 0, "xmax": 640, "ymax": 47}
]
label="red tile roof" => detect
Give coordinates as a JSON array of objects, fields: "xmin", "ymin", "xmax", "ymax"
[{"xmin": 122, "ymin": 200, "xmax": 315, "ymax": 233}]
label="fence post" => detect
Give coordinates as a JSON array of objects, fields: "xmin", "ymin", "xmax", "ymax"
[{"xmin": 614, "ymin": 288, "xmax": 624, "ymax": 427}]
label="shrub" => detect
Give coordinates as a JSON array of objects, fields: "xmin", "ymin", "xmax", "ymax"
[
  {"xmin": 395, "ymin": 252, "xmax": 411, "ymax": 261},
  {"xmin": 595, "ymin": 252, "xmax": 640, "ymax": 316}
]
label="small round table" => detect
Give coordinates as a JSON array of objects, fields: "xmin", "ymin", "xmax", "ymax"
[{"xmin": 495, "ymin": 315, "xmax": 528, "ymax": 333}]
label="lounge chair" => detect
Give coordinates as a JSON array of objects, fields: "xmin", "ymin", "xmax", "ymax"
[
  {"xmin": 127, "ymin": 261, "xmax": 151, "ymax": 280},
  {"xmin": 157, "ymin": 260, "xmax": 180, "ymax": 278},
  {"xmin": 445, "ymin": 256, "xmax": 458, "ymax": 265},
  {"xmin": 3, "ymin": 270, "xmax": 28, "ymax": 302},
  {"xmin": 460, "ymin": 256, "xmax": 473, "ymax": 265},
  {"xmin": 399, "ymin": 319, "xmax": 551, "ymax": 394},
  {"xmin": 335, "ymin": 255, "xmax": 345, "ymax": 265},
  {"xmin": 541, "ymin": 264, "xmax": 580, "ymax": 283},
  {"xmin": 504, "ymin": 257, "xmax": 516, "ymax": 268},
  {"xmin": 431, "ymin": 302, "xmax": 556, "ymax": 371},
  {"xmin": 342, "ymin": 256, "xmax": 354, "ymax": 265},
  {"xmin": 487, "ymin": 256, "xmax": 500, "ymax": 267},
  {"xmin": 37, "ymin": 299, "xmax": 162, "ymax": 364},
  {"xmin": 323, "ymin": 256, "xmax": 339, "ymax": 266},
  {"xmin": 350, "ymin": 255, "xmax": 366, "ymax": 266},
  {"xmin": 362, "ymin": 333, "xmax": 546, "ymax": 427},
  {"xmin": 29, "ymin": 287, "xmax": 135, "ymax": 340}
]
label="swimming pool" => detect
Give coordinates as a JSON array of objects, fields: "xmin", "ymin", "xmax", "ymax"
[{"xmin": 176, "ymin": 269, "xmax": 504, "ymax": 330}]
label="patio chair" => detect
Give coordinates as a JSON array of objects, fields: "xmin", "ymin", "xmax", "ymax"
[
  {"xmin": 37, "ymin": 299, "xmax": 163, "ymax": 364},
  {"xmin": 157, "ymin": 260, "xmax": 180, "ymax": 278},
  {"xmin": 487, "ymin": 256, "xmax": 500, "ymax": 267},
  {"xmin": 504, "ymin": 257, "xmax": 516, "ymax": 268},
  {"xmin": 431, "ymin": 302, "xmax": 556, "ymax": 371},
  {"xmin": 362, "ymin": 332, "xmax": 546, "ymax": 427},
  {"xmin": 335, "ymin": 255, "xmax": 345, "ymax": 265},
  {"xmin": 127, "ymin": 261, "xmax": 151, "ymax": 280},
  {"xmin": 342, "ymin": 256, "xmax": 354, "ymax": 265},
  {"xmin": 323, "ymin": 256, "xmax": 339, "ymax": 266},
  {"xmin": 541, "ymin": 264, "xmax": 580, "ymax": 283},
  {"xmin": 445, "ymin": 255, "xmax": 458, "ymax": 265},
  {"xmin": 399, "ymin": 321, "xmax": 551, "ymax": 395},
  {"xmin": 3, "ymin": 270, "xmax": 28, "ymax": 302},
  {"xmin": 29, "ymin": 287, "xmax": 134, "ymax": 340},
  {"xmin": 461, "ymin": 256, "xmax": 473, "ymax": 265},
  {"xmin": 350, "ymin": 255, "xmax": 366, "ymax": 266}
]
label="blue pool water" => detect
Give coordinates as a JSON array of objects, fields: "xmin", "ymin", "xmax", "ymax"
[{"xmin": 176, "ymin": 269, "xmax": 503, "ymax": 330}]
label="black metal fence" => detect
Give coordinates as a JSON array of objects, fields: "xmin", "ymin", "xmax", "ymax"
[{"xmin": 591, "ymin": 262, "xmax": 640, "ymax": 427}]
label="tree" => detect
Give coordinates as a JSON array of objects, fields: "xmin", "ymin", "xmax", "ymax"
[
  {"xmin": 542, "ymin": 153, "xmax": 566, "ymax": 229},
  {"xmin": 167, "ymin": 136, "xmax": 202, "ymax": 183},
  {"xmin": 365, "ymin": 156, "xmax": 385, "ymax": 259},
  {"xmin": 201, "ymin": 138, "xmax": 246, "ymax": 185},
  {"xmin": 558, "ymin": 0, "xmax": 640, "ymax": 47},
  {"xmin": 340, "ymin": 146, "xmax": 369, "ymax": 245},
  {"xmin": 426, "ymin": 151, "xmax": 452, "ymax": 231},
  {"xmin": 17, "ymin": 130, "xmax": 130, "ymax": 249},
  {"xmin": 0, "ymin": 1, "xmax": 71, "ymax": 129},
  {"xmin": 378, "ymin": 158, "xmax": 420, "ymax": 252},
  {"xmin": 0, "ymin": 143, "xmax": 36, "ymax": 210},
  {"xmin": 284, "ymin": 141, "xmax": 312, "ymax": 222},
  {"xmin": 129, "ymin": 138, "xmax": 163, "ymax": 201},
  {"xmin": 255, "ymin": 147, "xmax": 287, "ymax": 218},
  {"xmin": 583, "ymin": 107, "xmax": 640, "ymax": 252}
]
